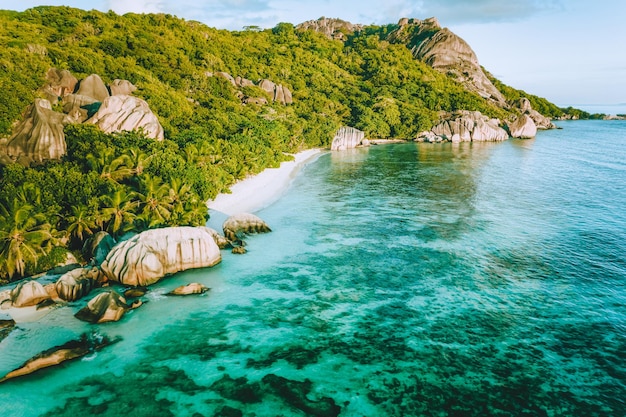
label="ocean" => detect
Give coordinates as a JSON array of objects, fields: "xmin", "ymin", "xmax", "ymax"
[{"xmin": 1, "ymin": 120, "xmax": 625, "ymax": 416}]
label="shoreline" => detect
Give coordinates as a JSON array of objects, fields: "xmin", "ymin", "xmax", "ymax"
[{"xmin": 206, "ymin": 148, "xmax": 325, "ymax": 217}]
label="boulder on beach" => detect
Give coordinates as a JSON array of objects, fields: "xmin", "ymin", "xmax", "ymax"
[
  {"xmin": 74, "ymin": 290, "xmax": 141, "ymax": 323},
  {"xmin": 331, "ymin": 126, "xmax": 366, "ymax": 151},
  {"xmin": 9, "ymin": 280, "xmax": 51, "ymax": 308},
  {"xmin": 55, "ymin": 267, "xmax": 100, "ymax": 302},
  {"xmin": 203, "ymin": 226, "xmax": 231, "ymax": 249},
  {"xmin": 101, "ymin": 226, "xmax": 222, "ymax": 287},
  {"xmin": 222, "ymin": 213, "xmax": 272, "ymax": 242}
]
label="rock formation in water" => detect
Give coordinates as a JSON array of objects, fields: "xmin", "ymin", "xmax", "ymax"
[
  {"xmin": 101, "ymin": 226, "xmax": 222, "ymax": 287},
  {"xmin": 296, "ymin": 17, "xmax": 363, "ymax": 41},
  {"xmin": 9, "ymin": 280, "xmax": 51, "ymax": 308},
  {"xmin": 515, "ymin": 98, "xmax": 557, "ymax": 130},
  {"xmin": 388, "ymin": 17, "xmax": 506, "ymax": 105},
  {"xmin": 54, "ymin": 267, "xmax": 100, "ymax": 302},
  {"xmin": 74, "ymin": 290, "xmax": 141, "ymax": 323},
  {"xmin": 331, "ymin": 126, "xmax": 367, "ymax": 150},
  {"xmin": 5, "ymin": 98, "xmax": 73, "ymax": 163},
  {"xmin": 417, "ymin": 111, "xmax": 509, "ymax": 143},
  {"xmin": 204, "ymin": 227, "xmax": 231, "ymax": 249},
  {"xmin": 86, "ymin": 94, "xmax": 164, "ymax": 140},
  {"xmin": 167, "ymin": 282, "xmax": 209, "ymax": 295},
  {"xmin": 0, "ymin": 333, "xmax": 118, "ymax": 383},
  {"xmin": 222, "ymin": 213, "xmax": 272, "ymax": 242},
  {"xmin": 506, "ymin": 114, "xmax": 537, "ymax": 139}
]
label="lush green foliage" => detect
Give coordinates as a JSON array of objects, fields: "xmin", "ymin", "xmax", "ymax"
[{"xmin": 0, "ymin": 7, "xmax": 570, "ymax": 281}]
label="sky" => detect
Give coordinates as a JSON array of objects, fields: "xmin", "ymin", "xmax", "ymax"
[{"xmin": 2, "ymin": 0, "xmax": 625, "ymax": 107}]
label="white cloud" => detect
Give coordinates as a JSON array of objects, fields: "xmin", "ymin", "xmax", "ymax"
[{"xmin": 107, "ymin": 0, "xmax": 165, "ymax": 14}]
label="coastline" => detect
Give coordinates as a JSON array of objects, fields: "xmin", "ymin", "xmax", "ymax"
[{"xmin": 206, "ymin": 148, "xmax": 325, "ymax": 217}]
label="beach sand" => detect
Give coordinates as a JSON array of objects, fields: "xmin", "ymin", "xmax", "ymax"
[{"xmin": 206, "ymin": 148, "xmax": 324, "ymax": 218}]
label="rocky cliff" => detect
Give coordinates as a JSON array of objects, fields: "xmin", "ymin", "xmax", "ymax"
[{"xmin": 388, "ymin": 17, "xmax": 506, "ymax": 105}]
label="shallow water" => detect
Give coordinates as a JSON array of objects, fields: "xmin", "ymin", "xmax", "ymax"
[{"xmin": 1, "ymin": 120, "xmax": 626, "ymax": 416}]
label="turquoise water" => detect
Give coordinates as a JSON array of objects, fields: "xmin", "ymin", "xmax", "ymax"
[{"xmin": 1, "ymin": 120, "xmax": 626, "ymax": 416}]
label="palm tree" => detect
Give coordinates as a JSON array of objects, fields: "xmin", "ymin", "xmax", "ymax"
[
  {"xmin": 128, "ymin": 148, "xmax": 153, "ymax": 176},
  {"xmin": 0, "ymin": 199, "xmax": 54, "ymax": 280},
  {"xmin": 65, "ymin": 205, "xmax": 96, "ymax": 245},
  {"xmin": 98, "ymin": 189, "xmax": 139, "ymax": 236},
  {"xmin": 136, "ymin": 175, "xmax": 172, "ymax": 228},
  {"xmin": 87, "ymin": 148, "xmax": 134, "ymax": 183}
]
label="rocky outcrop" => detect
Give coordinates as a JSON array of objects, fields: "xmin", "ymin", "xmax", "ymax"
[
  {"xmin": 167, "ymin": 283, "xmax": 209, "ymax": 296},
  {"xmin": 258, "ymin": 79, "xmax": 293, "ymax": 105},
  {"xmin": 55, "ymin": 267, "xmax": 100, "ymax": 302},
  {"xmin": 417, "ymin": 111, "xmax": 508, "ymax": 143},
  {"xmin": 5, "ymin": 98, "xmax": 73, "ymax": 162},
  {"xmin": 2, "ymin": 69, "xmax": 164, "ymax": 164},
  {"xmin": 43, "ymin": 68, "xmax": 78, "ymax": 101},
  {"xmin": 222, "ymin": 213, "xmax": 272, "ymax": 242},
  {"xmin": 330, "ymin": 126, "xmax": 367, "ymax": 150},
  {"xmin": 506, "ymin": 114, "xmax": 537, "ymax": 139},
  {"xmin": 515, "ymin": 98, "xmax": 556, "ymax": 129},
  {"xmin": 86, "ymin": 95, "xmax": 165, "ymax": 140},
  {"xmin": 388, "ymin": 17, "xmax": 506, "ymax": 105},
  {"xmin": 296, "ymin": 17, "xmax": 363, "ymax": 41},
  {"xmin": 101, "ymin": 226, "xmax": 222, "ymax": 287},
  {"xmin": 75, "ymin": 74, "xmax": 110, "ymax": 102},
  {"xmin": 9, "ymin": 280, "xmax": 51, "ymax": 308},
  {"xmin": 74, "ymin": 290, "xmax": 141, "ymax": 323}
]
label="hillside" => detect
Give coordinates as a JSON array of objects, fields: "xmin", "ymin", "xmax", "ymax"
[{"xmin": 0, "ymin": 7, "xmax": 577, "ymax": 281}]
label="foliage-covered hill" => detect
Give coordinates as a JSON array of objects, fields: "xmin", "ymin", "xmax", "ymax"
[{"xmin": 0, "ymin": 7, "xmax": 575, "ymax": 281}]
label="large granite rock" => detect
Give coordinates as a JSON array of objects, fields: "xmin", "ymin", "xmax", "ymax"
[
  {"xmin": 331, "ymin": 126, "xmax": 366, "ymax": 150},
  {"xmin": 420, "ymin": 111, "xmax": 509, "ymax": 142},
  {"xmin": 101, "ymin": 226, "xmax": 222, "ymax": 287},
  {"xmin": 55, "ymin": 267, "xmax": 100, "ymax": 302},
  {"xmin": 516, "ymin": 98, "xmax": 556, "ymax": 130},
  {"xmin": 74, "ymin": 290, "xmax": 140, "ymax": 323},
  {"xmin": 222, "ymin": 213, "xmax": 272, "ymax": 242},
  {"xmin": 75, "ymin": 74, "xmax": 110, "ymax": 102},
  {"xmin": 506, "ymin": 114, "xmax": 537, "ymax": 139},
  {"xmin": 258, "ymin": 79, "xmax": 293, "ymax": 105},
  {"xmin": 86, "ymin": 95, "xmax": 165, "ymax": 140},
  {"xmin": 5, "ymin": 98, "xmax": 72, "ymax": 162},
  {"xmin": 388, "ymin": 17, "xmax": 506, "ymax": 105},
  {"xmin": 9, "ymin": 281, "xmax": 51, "ymax": 308},
  {"xmin": 61, "ymin": 93, "xmax": 99, "ymax": 122}
]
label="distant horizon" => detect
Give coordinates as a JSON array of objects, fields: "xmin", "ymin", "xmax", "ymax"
[{"xmin": 1, "ymin": 0, "xmax": 625, "ymax": 106}]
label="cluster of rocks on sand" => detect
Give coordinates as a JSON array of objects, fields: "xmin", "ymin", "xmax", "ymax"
[{"xmin": 0, "ymin": 213, "xmax": 271, "ymax": 383}]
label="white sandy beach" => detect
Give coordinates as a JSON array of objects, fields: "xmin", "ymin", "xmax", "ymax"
[{"xmin": 206, "ymin": 148, "xmax": 325, "ymax": 216}]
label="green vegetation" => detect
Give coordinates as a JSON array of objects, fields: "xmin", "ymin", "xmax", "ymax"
[{"xmin": 0, "ymin": 7, "xmax": 574, "ymax": 281}]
